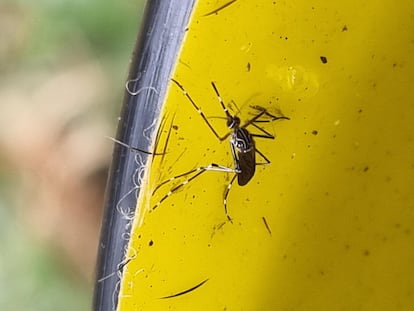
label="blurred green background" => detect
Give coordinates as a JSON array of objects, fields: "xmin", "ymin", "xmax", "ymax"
[{"xmin": 0, "ymin": 0, "xmax": 145, "ymax": 309}]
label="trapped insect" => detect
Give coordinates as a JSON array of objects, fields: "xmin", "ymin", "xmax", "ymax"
[{"xmin": 152, "ymin": 79, "xmax": 289, "ymax": 221}]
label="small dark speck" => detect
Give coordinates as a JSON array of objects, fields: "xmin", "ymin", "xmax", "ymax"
[
  {"xmin": 363, "ymin": 166, "xmax": 369, "ymax": 172},
  {"xmin": 247, "ymin": 62, "xmax": 251, "ymax": 72},
  {"xmin": 172, "ymin": 125, "xmax": 179, "ymax": 130},
  {"xmin": 342, "ymin": 25, "xmax": 348, "ymax": 32},
  {"xmin": 363, "ymin": 249, "xmax": 370, "ymax": 256},
  {"xmin": 312, "ymin": 130, "xmax": 318, "ymax": 135},
  {"xmin": 149, "ymin": 240, "xmax": 154, "ymax": 246},
  {"xmin": 285, "ymin": 36, "xmax": 288, "ymax": 40},
  {"xmin": 320, "ymin": 56, "xmax": 328, "ymax": 64},
  {"xmin": 358, "ymin": 109, "xmax": 363, "ymax": 113},
  {"xmin": 273, "ymin": 1, "xmax": 276, "ymax": 4},
  {"xmin": 185, "ymin": 27, "xmax": 189, "ymax": 32},
  {"xmin": 392, "ymin": 63, "xmax": 397, "ymax": 68}
]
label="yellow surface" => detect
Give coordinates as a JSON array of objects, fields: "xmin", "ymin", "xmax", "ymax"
[{"xmin": 118, "ymin": 0, "xmax": 414, "ymax": 310}]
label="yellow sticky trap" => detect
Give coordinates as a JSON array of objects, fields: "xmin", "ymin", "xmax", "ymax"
[{"xmin": 118, "ymin": 0, "xmax": 414, "ymax": 310}]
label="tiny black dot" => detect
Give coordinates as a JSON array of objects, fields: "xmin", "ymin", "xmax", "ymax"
[
  {"xmin": 312, "ymin": 130, "xmax": 318, "ymax": 135},
  {"xmin": 342, "ymin": 25, "xmax": 348, "ymax": 32},
  {"xmin": 363, "ymin": 166, "xmax": 369, "ymax": 172},
  {"xmin": 149, "ymin": 240, "xmax": 154, "ymax": 246},
  {"xmin": 320, "ymin": 56, "xmax": 328, "ymax": 64}
]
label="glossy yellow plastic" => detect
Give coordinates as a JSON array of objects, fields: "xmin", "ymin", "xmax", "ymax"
[{"xmin": 118, "ymin": 0, "xmax": 414, "ymax": 310}]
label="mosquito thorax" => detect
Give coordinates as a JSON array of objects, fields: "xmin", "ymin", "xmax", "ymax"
[{"xmin": 227, "ymin": 116, "xmax": 241, "ymax": 129}]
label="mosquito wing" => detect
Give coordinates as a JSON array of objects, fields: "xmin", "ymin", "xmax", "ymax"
[{"xmin": 237, "ymin": 148, "xmax": 256, "ymax": 186}]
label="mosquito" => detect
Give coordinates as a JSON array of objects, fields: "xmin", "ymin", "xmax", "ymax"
[{"xmin": 152, "ymin": 79, "xmax": 289, "ymax": 221}]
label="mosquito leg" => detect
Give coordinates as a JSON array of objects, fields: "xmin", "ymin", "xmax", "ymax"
[
  {"xmin": 171, "ymin": 79, "xmax": 230, "ymax": 141},
  {"xmin": 254, "ymin": 147, "xmax": 271, "ymax": 165},
  {"xmin": 249, "ymin": 105, "xmax": 290, "ymax": 121},
  {"xmin": 152, "ymin": 167, "xmax": 202, "ymax": 195},
  {"xmin": 152, "ymin": 163, "xmax": 238, "ymax": 210},
  {"xmin": 152, "ymin": 169, "xmax": 207, "ymax": 210},
  {"xmin": 240, "ymin": 109, "xmax": 268, "ymax": 129},
  {"xmin": 246, "ymin": 107, "xmax": 290, "ymax": 139},
  {"xmin": 250, "ymin": 133, "xmax": 275, "ymax": 139},
  {"xmin": 223, "ymin": 174, "xmax": 238, "ymax": 222},
  {"xmin": 229, "ymin": 141, "xmax": 241, "ymax": 171},
  {"xmin": 249, "ymin": 123, "xmax": 274, "ymax": 138},
  {"xmin": 252, "ymin": 116, "xmax": 290, "ymax": 123}
]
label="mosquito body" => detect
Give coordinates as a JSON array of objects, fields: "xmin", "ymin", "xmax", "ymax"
[
  {"xmin": 227, "ymin": 119, "xmax": 255, "ymax": 186},
  {"xmin": 152, "ymin": 79, "xmax": 289, "ymax": 220}
]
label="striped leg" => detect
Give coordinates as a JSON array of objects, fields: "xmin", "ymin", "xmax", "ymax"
[
  {"xmin": 152, "ymin": 163, "xmax": 239, "ymax": 210},
  {"xmin": 171, "ymin": 79, "xmax": 230, "ymax": 141},
  {"xmin": 223, "ymin": 174, "xmax": 238, "ymax": 222}
]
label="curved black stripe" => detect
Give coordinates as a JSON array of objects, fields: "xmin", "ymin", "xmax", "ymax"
[{"xmin": 160, "ymin": 278, "xmax": 209, "ymax": 299}]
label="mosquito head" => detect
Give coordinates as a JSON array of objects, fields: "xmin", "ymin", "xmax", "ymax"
[{"xmin": 227, "ymin": 115, "xmax": 240, "ymax": 129}]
